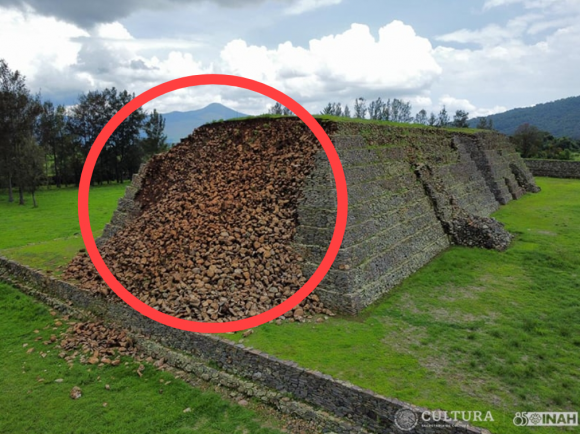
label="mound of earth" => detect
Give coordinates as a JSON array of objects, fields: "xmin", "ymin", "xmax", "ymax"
[{"xmin": 65, "ymin": 119, "xmax": 334, "ymax": 322}]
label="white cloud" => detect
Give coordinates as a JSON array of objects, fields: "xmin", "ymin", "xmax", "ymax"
[
  {"xmin": 284, "ymin": 0, "xmax": 342, "ymax": 15},
  {"xmin": 0, "ymin": 7, "xmax": 213, "ymax": 99},
  {"xmin": 483, "ymin": 0, "xmax": 524, "ymax": 9},
  {"xmin": 438, "ymin": 95, "xmax": 507, "ymax": 117},
  {"xmin": 437, "ymin": 23, "xmax": 523, "ymax": 46},
  {"xmin": 0, "ymin": 7, "xmax": 88, "ymax": 77},
  {"xmin": 2, "ymin": 2, "xmax": 579, "ymax": 119},
  {"xmin": 411, "ymin": 96, "xmax": 433, "ymax": 109},
  {"xmin": 221, "ymin": 21, "xmax": 442, "ymax": 105},
  {"xmin": 0, "ymin": 0, "xmax": 309, "ymax": 27},
  {"xmin": 433, "ymin": 17, "xmax": 580, "ymax": 112},
  {"xmin": 483, "ymin": 0, "xmax": 575, "ymax": 10},
  {"xmin": 96, "ymin": 22, "xmax": 134, "ymax": 40}
]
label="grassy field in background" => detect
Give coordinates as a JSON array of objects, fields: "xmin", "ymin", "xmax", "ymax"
[
  {"xmin": 0, "ymin": 183, "xmax": 127, "ymax": 274},
  {"xmin": 0, "ymin": 282, "xmax": 285, "ymax": 434},
  {"xmin": 1, "ymin": 178, "xmax": 579, "ymax": 433}
]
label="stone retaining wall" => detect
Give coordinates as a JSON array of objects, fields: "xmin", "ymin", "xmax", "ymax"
[
  {"xmin": 0, "ymin": 256, "xmax": 490, "ymax": 434},
  {"xmin": 293, "ymin": 124, "xmax": 539, "ymax": 313},
  {"xmin": 524, "ymin": 159, "xmax": 580, "ymax": 179}
]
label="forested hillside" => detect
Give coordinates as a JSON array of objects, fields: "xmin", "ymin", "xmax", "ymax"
[{"xmin": 470, "ymin": 96, "xmax": 580, "ymax": 138}]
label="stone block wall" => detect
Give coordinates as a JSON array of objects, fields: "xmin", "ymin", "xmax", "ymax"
[
  {"xmin": 97, "ymin": 164, "xmax": 146, "ymax": 249},
  {"xmin": 525, "ymin": 159, "xmax": 580, "ymax": 179},
  {"xmin": 293, "ymin": 123, "xmax": 539, "ymax": 314}
]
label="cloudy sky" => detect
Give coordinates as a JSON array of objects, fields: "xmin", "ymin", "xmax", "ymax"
[{"xmin": 0, "ymin": 0, "xmax": 578, "ymax": 117}]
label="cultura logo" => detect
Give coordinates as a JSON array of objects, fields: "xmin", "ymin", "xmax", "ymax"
[
  {"xmin": 421, "ymin": 410, "xmax": 494, "ymax": 423},
  {"xmin": 394, "ymin": 408, "xmax": 419, "ymax": 432},
  {"xmin": 513, "ymin": 412, "xmax": 578, "ymax": 427}
]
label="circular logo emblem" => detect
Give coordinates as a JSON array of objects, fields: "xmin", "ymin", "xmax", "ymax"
[{"xmin": 394, "ymin": 408, "xmax": 418, "ymax": 431}]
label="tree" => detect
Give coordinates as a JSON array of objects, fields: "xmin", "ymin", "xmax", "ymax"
[
  {"xmin": 320, "ymin": 102, "xmax": 343, "ymax": 117},
  {"xmin": 268, "ymin": 102, "xmax": 283, "ymax": 115},
  {"xmin": 353, "ymin": 97, "xmax": 367, "ymax": 119},
  {"xmin": 381, "ymin": 99, "xmax": 391, "ymax": 121},
  {"xmin": 343, "ymin": 105, "xmax": 351, "ymax": 118},
  {"xmin": 476, "ymin": 116, "xmax": 494, "ymax": 130},
  {"xmin": 428, "ymin": 112, "xmax": 437, "ymax": 126},
  {"xmin": 36, "ymin": 101, "xmax": 69, "ymax": 187},
  {"xmin": 414, "ymin": 109, "xmax": 428, "ymax": 125},
  {"xmin": 141, "ymin": 109, "xmax": 168, "ymax": 160},
  {"xmin": 452, "ymin": 110, "xmax": 470, "ymax": 128},
  {"xmin": 368, "ymin": 98, "xmax": 384, "ymax": 120},
  {"xmin": 16, "ymin": 136, "xmax": 45, "ymax": 207},
  {"xmin": 437, "ymin": 106, "xmax": 450, "ymax": 127},
  {"xmin": 67, "ymin": 87, "xmax": 145, "ymax": 185},
  {"xmin": 320, "ymin": 103, "xmax": 333, "ymax": 115},
  {"xmin": 107, "ymin": 88, "xmax": 146, "ymax": 183},
  {"xmin": 554, "ymin": 136, "xmax": 579, "ymax": 152},
  {"xmin": 511, "ymin": 123, "xmax": 543, "ymax": 158},
  {"xmin": 391, "ymin": 99, "xmax": 413, "ymax": 123},
  {"xmin": 0, "ymin": 59, "xmax": 40, "ymax": 203},
  {"xmin": 67, "ymin": 89, "xmax": 110, "ymax": 185}
]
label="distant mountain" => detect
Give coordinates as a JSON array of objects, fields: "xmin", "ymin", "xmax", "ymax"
[
  {"xmin": 469, "ymin": 96, "xmax": 580, "ymax": 139},
  {"xmin": 162, "ymin": 103, "xmax": 249, "ymax": 144}
]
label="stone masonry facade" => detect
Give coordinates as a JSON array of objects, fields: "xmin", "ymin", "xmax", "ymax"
[
  {"xmin": 293, "ymin": 123, "xmax": 539, "ymax": 314},
  {"xmin": 525, "ymin": 159, "xmax": 580, "ymax": 179}
]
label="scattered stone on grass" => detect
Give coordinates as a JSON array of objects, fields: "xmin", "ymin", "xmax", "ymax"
[
  {"xmin": 70, "ymin": 386, "xmax": 82, "ymax": 400},
  {"xmin": 58, "ymin": 321, "xmax": 137, "ymax": 366}
]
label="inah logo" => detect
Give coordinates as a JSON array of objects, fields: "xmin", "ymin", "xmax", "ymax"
[
  {"xmin": 513, "ymin": 412, "xmax": 578, "ymax": 427},
  {"xmin": 394, "ymin": 408, "xmax": 418, "ymax": 431}
]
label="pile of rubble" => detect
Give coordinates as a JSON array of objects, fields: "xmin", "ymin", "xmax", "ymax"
[
  {"xmin": 414, "ymin": 162, "xmax": 513, "ymax": 251},
  {"xmin": 66, "ymin": 119, "xmax": 333, "ymax": 322},
  {"xmin": 59, "ymin": 321, "xmax": 137, "ymax": 365}
]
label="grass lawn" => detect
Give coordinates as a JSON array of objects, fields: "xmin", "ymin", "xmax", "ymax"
[
  {"xmin": 0, "ymin": 282, "xmax": 285, "ymax": 434},
  {"xmin": 230, "ymin": 177, "xmax": 580, "ymax": 434},
  {"xmin": 2, "ymin": 178, "xmax": 579, "ymax": 433},
  {"xmin": 0, "ymin": 183, "xmax": 127, "ymax": 274}
]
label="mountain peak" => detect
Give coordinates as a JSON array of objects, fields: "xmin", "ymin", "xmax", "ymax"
[{"xmin": 162, "ymin": 103, "xmax": 250, "ymax": 143}]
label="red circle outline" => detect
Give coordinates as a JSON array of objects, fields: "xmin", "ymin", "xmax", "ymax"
[{"xmin": 79, "ymin": 74, "xmax": 348, "ymax": 333}]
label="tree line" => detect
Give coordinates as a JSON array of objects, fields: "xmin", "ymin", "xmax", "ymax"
[
  {"xmin": 511, "ymin": 123, "xmax": 579, "ymax": 160},
  {"xmin": 269, "ymin": 97, "xmax": 496, "ymax": 130},
  {"xmin": 0, "ymin": 59, "xmax": 168, "ymax": 207}
]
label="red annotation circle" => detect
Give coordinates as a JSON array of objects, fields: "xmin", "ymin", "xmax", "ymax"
[{"xmin": 78, "ymin": 74, "xmax": 348, "ymax": 333}]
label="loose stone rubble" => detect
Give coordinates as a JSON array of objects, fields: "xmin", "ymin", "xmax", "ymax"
[
  {"xmin": 59, "ymin": 321, "xmax": 137, "ymax": 365},
  {"xmin": 65, "ymin": 120, "xmax": 333, "ymax": 322}
]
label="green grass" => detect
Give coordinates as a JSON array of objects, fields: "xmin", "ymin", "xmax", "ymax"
[
  {"xmin": 219, "ymin": 114, "xmax": 482, "ymax": 134},
  {"xmin": 0, "ymin": 282, "xmax": 285, "ymax": 434},
  {"xmin": 2, "ymin": 179, "xmax": 579, "ymax": 433},
  {"xmin": 0, "ymin": 183, "xmax": 127, "ymax": 274},
  {"xmin": 229, "ymin": 178, "xmax": 580, "ymax": 434}
]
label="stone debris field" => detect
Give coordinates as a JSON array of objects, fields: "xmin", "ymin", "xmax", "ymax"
[{"xmin": 66, "ymin": 119, "xmax": 333, "ymax": 322}]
